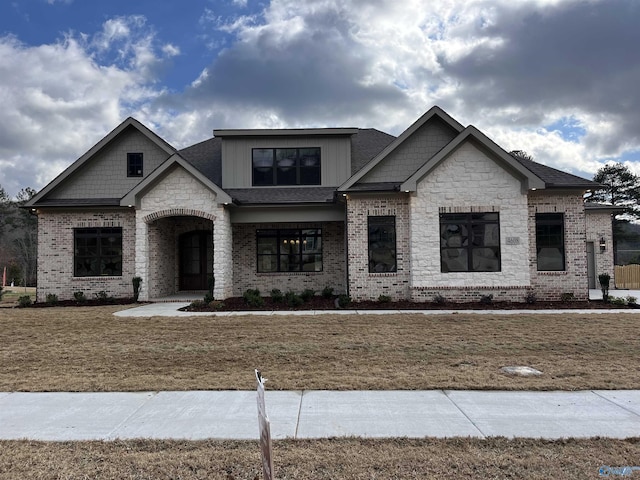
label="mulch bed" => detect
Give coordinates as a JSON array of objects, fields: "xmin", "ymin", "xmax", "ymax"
[{"xmin": 181, "ymin": 295, "xmax": 635, "ymax": 312}]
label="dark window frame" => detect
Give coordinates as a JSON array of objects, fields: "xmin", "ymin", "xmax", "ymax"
[
  {"xmin": 256, "ymin": 228, "xmax": 323, "ymax": 273},
  {"xmin": 535, "ymin": 213, "xmax": 565, "ymax": 271},
  {"xmin": 368, "ymin": 216, "xmax": 397, "ymax": 273},
  {"xmin": 252, "ymin": 147, "xmax": 321, "ymax": 186},
  {"xmin": 440, "ymin": 212, "xmax": 501, "ymax": 272},
  {"xmin": 127, "ymin": 152, "xmax": 143, "ymax": 177},
  {"xmin": 74, "ymin": 227, "xmax": 123, "ymax": 277}
]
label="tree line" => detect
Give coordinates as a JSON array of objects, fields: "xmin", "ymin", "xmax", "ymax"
[{"xmin": 0, "ymin": 186, "xmax": 37, "ymax": 286}]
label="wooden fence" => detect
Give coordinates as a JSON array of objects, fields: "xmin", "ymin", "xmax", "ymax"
[{"xmin": 614, "ymin": 265, "xmax": 640, "ymax": 289}]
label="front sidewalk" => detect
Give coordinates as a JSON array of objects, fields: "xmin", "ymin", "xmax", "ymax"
[{"xmin": 1, "ymin": 390, "xmax": 639, "ymax": 441}]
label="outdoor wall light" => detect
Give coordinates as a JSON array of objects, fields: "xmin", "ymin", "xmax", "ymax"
[{"xmin": 600, "ymin": 237, "xmax": 606, "ymax": 252}]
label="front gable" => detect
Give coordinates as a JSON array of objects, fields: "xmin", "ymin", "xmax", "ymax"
[{"xmin": 26, "ymin": 118, "xmax": 176, "ymax": 207}]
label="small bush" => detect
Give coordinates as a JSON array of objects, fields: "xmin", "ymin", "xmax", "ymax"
[
  {"xmin": 203, "ymin": 292, "xmax": 214, "ymax": 304},
  {"xmin": 285, "ymin": 290, "xmax": 304, "ymax": 308},
  {"xmin": 189, "ymin": 299, "xmax": 206, "ymax": 308},
  {"xmin": 209, "ymin": 300, "xmax": 225, "ymax": 310},
  {"xmin": 479, "ymin": 294, "xmax": 493, "ymax": 305},
  {"xmin": 132, "ymin": 276, "xmax": 143, "ymax": 302},
  {"xmin": 433, "ymin": 294, "xmax": 446, "ymax": 305},
  {"xmin": 337, "ymin": 294, "xmax": 351, "ymax": 308},
  {"xmin": 94, "ymin": 291, "xmax": 109, "ymax": 301},
  {"xmin": 626, "ymin": 295, "xmax": 637, "ymax": 305},
  {"xmin": 45, "ymin": 293, "xmax": 59, "ymax": 305},
  {"xmin": 524, "ymin": 292, "xmax": 537, "ymax": 304},
  {"xmin": 270, "ymin": 289, "xmax": 284, "ymax": 303},
  {"xmin": 609, "ymin": 296, "xmax": 626, "ymax": 306},
  {"xmin": 73, "ymin": 291, "xmax": 87, "ymax": 304},
  {"xmin": 300, "ymin": 289, "xmax": 315, "ymax": 302},
  {"xmin": 378, "ymin": 294, "xmax": 392, "ymax": 303},
  {"xmin": 18, "ymin": 295, "xmax": 32, "ymax": 307},
  {"xmin": 560, "ymin": 292, "xmax": 575, "ymax": 302},
  {"xmin": 321, "ymin": 286, "xmax": 334, "ymax": 299},
  {"xmin": 243, "ymin": 289, "xmax": 264, "ymax": 307},
  {"xmin": 598, "ymin": 273, "xmax": 611, "ymax": 301}
]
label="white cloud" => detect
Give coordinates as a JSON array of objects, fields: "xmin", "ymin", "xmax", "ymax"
[{"xmin": 0, "ymin": 16, "xmax": 172, "ymax": 197}]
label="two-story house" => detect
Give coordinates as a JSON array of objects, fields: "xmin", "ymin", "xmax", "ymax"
[{"xmin": 26, "ymin": 106, "xmax": 614, "ymax": 303}]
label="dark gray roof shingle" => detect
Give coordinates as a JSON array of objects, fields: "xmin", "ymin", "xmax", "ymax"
[
  {"xmin": 178, "ymin": 138, "xmax": 222, "ymax": 186},
  {"xmin": 510, "ymin": 154, "xmax": 599, "ymax": 189}
]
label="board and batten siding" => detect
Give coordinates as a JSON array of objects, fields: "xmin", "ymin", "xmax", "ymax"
[
  {"xmin": 48, "ymin": 127, "xmax": 172, "ymax": 199},
  {"xmin": 221, "ymin": 136, "xmax": 352, "ymax": 188}
]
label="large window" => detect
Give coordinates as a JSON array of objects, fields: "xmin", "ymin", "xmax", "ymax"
[
  {"xmin": 536, "ymin": 213, "xmax": 565, "ymax": 271},
  {"xmin": 74, "ymin": 228, "xmax": 123, "ymax": 277},
  {"xmin": 256, "ymin": 228, "xmax": 322, "ymax": 272},
  {"xmin": 127, "ymin": 153, "xmax": 143, "ymax": 177},
  {"xmin": 368, "ymin": 216, "xmax": 397, "ymax": 273},
  {"xmin": 252, "ymin": 147, "xmax": 320, "ymax": 186},
  {"xmin": 440, "ymin": 213, "xmax": 500, "ymax": 272}
]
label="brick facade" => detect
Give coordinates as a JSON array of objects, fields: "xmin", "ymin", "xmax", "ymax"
[
  {"xmin": 528, "ymin": 192, "xmax": 589, "ymax": 301},
  {"xmin": 585, "ymin": 211, "xmax": 615, "ymax": 288},
  {"xmin": 36, "ymin": 209, "xmax": 136, "ymax": 302},
  {"xmin": 346, "ymin": 194, "xmax": 411, "ymax": 301},
  {"xmin": 232, "ymin": 221, "xmax": 346, "ymax": 296}
]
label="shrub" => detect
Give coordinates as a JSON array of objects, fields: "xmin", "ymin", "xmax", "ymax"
[
  {"xmin": 189, "ymin": 299, "xmax": 206, "ymax": 309},
  {"xmin": 626, "ymin": 295, "xmax": 637, "ymax": 305},
  {"xmin": 300, "ymin": 289, "xmax": 315, "ymax": 302},
  {"xmin": 270, "ymin": 289, "xmax": 284, "ymax": 303},
  {"xmin": 18, "ymin": 295, "xmax": 32, "ymax": 307},
  {"xmin": 378, "ymin": 294, "xmax": 392, "ymax": 303},
  {"xmin": 609, "ymin": 296, "xmax": 626, "ymax": 306},
  {"xmin": 73, "ymin": 291, "xmax": 87, "ymax": 304},
  {"xmin": 243, "ymin": 289, "xmax": 264, "ymax": 307},
  {"xmin": 94, "ymin": 291, "xmax": 109, "ymax": 301},
  {"xmin": 560, "ymin": 292, "xmax": 575, "ymax": 302},
  {"xmin": 132, "ymin": 276, "xmax": 143, "ymax": 302},
  {"xmin": 524, "ymin": 292, "xmax": 537, "ymax": 304},
  {"xmin": 285, "ymin": 290, "xmax": 303, "ymax": 308},
  {"xmin": 433, "ymin": 294, "xmax": 447, "ymax": 305},
  {"xmin": 337, "ymin": 294, "xmax": 351, "ymax": 308},
  {"xmin": 598, "ymin": 273, "xmax": 611, "ymax": 302},
  {"xmin": 203, "ymin": 292, "xmax": 214, "ymax": 304},
  {"xmin": 45, "ymin": 293, "xmax": 59, "ymax": 305},
  {"xmin": 479, "ymin": 294, "xmax": 493, "ymax": 305},
  {"xmin": 321, "ymin": 286, "xmax": 334, "ymax": 299}
]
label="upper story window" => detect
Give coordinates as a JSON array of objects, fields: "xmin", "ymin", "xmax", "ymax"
[
  {"xmin": 536, "ymin": 213, "xmax": 565, "ymax": 271},
  {"xmin": 127, "ymin": 153, "xmax": 143, "ymax": 177},
  {"xmin": 252, "ymin": 147, "xmax": 320, "ymax": 186},
  {"xmin": 440, "ymin": 212, "xmax": 501, "ymax": 272}
]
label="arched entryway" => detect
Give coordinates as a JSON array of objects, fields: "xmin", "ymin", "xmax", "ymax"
[{"xmin": 179, "ymin": 230, "xmax": 213, "ymax": 291}]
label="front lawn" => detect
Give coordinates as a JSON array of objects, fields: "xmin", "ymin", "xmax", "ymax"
[{"xmin": 1, "ymin": 306, "xmax": 638, "ymax": 391}]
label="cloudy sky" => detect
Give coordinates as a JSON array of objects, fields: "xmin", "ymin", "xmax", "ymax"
[{"xmin": 1, "ymin": 0, "xmax": 639, "ymax": 197}]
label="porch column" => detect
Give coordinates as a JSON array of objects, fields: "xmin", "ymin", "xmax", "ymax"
[
  {"xmin": 213, "ymin": 208, "xmax": 233, "ymax": 299},
  {"xmin": 135, "ymin": 212, "xmax": 150, "ymax": 301}
]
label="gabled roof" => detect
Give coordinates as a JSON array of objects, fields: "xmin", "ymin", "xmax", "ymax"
[
  {"xmin": 510, "ymin": 154, "xmax": 600, "ymax": 189},
  {"xmin": 120, "ymin": 153, "xmax": 232, "ymax": 206},
  {"xmin": 26, "ymin": 117, "xmax": 176, "ymax": 207},
  {"xmin": 400, "ymin": 126, "xmax": 546, "ymax": 192},
  {"xmin": 339, "ymin": 106, "xmax": 464, "ymax": 191}
]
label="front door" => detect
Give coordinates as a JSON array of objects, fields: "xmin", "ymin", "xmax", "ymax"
[{"xmin": 179, "ymin": 231, "xmax": 212, "ymax": 290}]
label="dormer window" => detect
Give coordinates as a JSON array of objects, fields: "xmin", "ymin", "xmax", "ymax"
[
  {"xmin": 127, "ymin": 153, "xmax": 143, "ymax": 177},
  {"xmin": 252, "ymin": 147, "xmax": 320, "ymax": 186}
]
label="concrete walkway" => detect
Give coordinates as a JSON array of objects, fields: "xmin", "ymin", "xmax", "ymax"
[{"xmin": 1, "ymin": 390, "xmax": 638, "ymax": 441}]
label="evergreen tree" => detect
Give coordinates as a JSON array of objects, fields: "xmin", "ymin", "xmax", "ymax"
[{"xmin": 588, "ymin": 163, "xmax": 640, "ymax": 219}]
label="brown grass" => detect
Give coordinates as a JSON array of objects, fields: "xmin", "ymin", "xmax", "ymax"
[
  {"xmin": 1, "ymin": 306, "xmax": 639, "ymax": 391},
  {"xmin": 0, "ymin": 286, "xmax": 35, "ymax": 307},
  {"xmin": 0, "ymin": 437, "xmax": 638, "ymax": 479}
]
